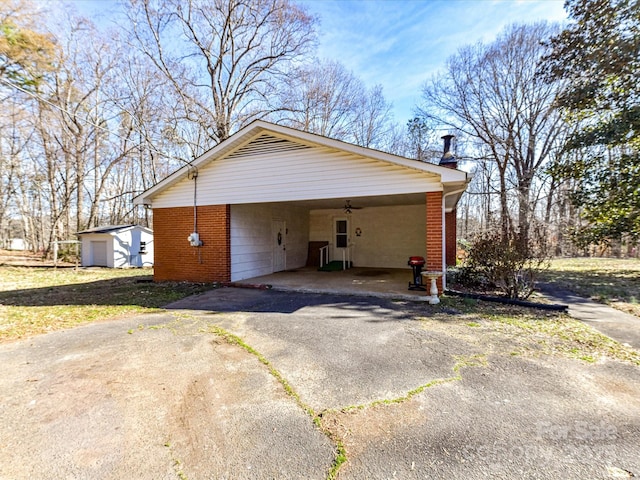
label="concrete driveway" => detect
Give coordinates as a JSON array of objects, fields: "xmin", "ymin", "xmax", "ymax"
[{"xmin": 1, "ymin": 288, "xmax": 639, "ymax": 479}]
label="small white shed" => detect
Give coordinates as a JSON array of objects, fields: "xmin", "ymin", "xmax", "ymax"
[
  {"xmin": 77, "ymin": 225, "xmax": 153, "ymax": 268},
  {"xmin": 5, "ymin": 238, "xmax": 27, "ymax": 250}
]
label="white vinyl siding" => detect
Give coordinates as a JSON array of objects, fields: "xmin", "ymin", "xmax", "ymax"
[
  {"xmin": 152, "ymin": 141, "xmax": 442, "ymax": 209},
  {"xmin": 112, "ymin": 231, "xmax": 131, "ymax": 267},
  {"xmin": 231, "ymin": 203, "xmax": 309, "ymax": 281}
]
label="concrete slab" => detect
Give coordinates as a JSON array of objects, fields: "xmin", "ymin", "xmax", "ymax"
[
  {"xmin": 169, "ymin": 288, "xmax": 640, "ymax": 479},
  {"xmin": 236, "ymin": 266, "xmax": 437, "ymax": 301},
  {"xmin": 3, "ymin": 288, "xmax": 639, "ymax": 479},
  {"xmin": 0, "ymin": 313, "xmax": 334, "ymax": 480},
  {"xmin": 330, "ymin": 355, "xmax": 640, "ymax": 479},
  {"xmin": 169, "ymin": 289, "xmax": 479, "ymax": 411}
]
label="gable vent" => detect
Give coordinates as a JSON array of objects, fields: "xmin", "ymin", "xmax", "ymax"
[{"xmin": 227, "ymin": 134, "xmax": 312, "ymax": 159}]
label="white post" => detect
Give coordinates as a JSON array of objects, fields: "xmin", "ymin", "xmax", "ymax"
[
  {"xmin": 319, "ymin": 245, "xmax": 328, "ymax": 268},
  {"xmin": 422, "ymin": 271, "xmax": 442, "ymax": 305},
  {"xmin": 429, "ymin": 276, "xmax": 440, "ymax": 305}
]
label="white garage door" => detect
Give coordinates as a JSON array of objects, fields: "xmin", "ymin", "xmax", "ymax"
[{"xmin": 91, "ymin": 241, "xmax": 108, "ymax": 266}]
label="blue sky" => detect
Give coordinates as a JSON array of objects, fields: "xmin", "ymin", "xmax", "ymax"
[
  {"xmin": 298, "ymin": 0, "xmax": 568, "ymax": 122},
  {"xmin": 71, "ymin": 0, "xmax": 568, "ymax": 123}
]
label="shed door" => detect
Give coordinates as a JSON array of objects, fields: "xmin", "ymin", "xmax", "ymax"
[{"xmin": 91, "ymin": 241, "xmax": 107, "ymax": 266}]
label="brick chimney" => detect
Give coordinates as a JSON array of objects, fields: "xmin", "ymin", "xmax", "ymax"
[
  {"xmin": 440, "ymin": 134, "xmax": 458, "ymax": 267},
  {"xmin": 439, "ymin": 134, "xmax": 457, "ymax": 169}
]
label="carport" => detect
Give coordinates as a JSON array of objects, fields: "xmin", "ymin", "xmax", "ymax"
[
  {"xmin": 134, "ymin": 121, "xmax": 468, "ymax": 288},
  {"xmin": 229, "ymin": 194, "xmax": 432, "ymax": 280}
]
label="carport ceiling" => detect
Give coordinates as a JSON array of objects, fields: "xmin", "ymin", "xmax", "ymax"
[{"xmin": 262, "ymin": 193, "xmax": 427, "ymax": 210}]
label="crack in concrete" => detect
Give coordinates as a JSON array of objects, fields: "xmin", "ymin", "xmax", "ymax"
[
  {"xmin": 164, "ymin": 441, "xmax": 188, "ymax": 480},
  {"xmin": 204, "ymin": 320, "xmax": 489, "ymax": 480},
  {"xmin": 153, "ymin": 313, "xmax": 491, "ymax": 479},
  {"xmin": 205, "ymin": 323, "xmax": 347, "ymax": 480}
]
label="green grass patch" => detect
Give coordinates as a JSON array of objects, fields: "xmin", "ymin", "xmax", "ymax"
[
  {"xmin": 540, "ymin": 257, "xmax": 640, "ymax": 316},
  {"xmin": 323, "ymin": 354, "xmax": 489, "ymax": 417},
  {"xmin": 0, "ymin": 266, "xmax": 216, "ymax": 341},
  {"xmin": 326, "ymin": 441, "xmax": 348, "ymax": 480},
  {"xmin": 452, "ymin": 353, "xmax": 488, "ymax": 372}
]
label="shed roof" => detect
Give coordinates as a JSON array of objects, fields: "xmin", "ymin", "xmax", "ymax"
[{"xmin": 76, "ymin": 225, "xmax": 152, "ymax": 235}]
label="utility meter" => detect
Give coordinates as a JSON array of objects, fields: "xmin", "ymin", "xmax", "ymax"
[{"xmin": 188, "ymin": 232, "xmax": 202, "ymax": 246}]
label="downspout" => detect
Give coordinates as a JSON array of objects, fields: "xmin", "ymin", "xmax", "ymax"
[
  {"xmin": 187, "ymin": 165, "xmax": 204, "ymax": 263},
  {"xmin": 190, "ymin": 167, "xmax": 198, "ymax": 236},
  {"xmin": 441, "ymin": 185, "xmax": 468, "ymax": 290}
]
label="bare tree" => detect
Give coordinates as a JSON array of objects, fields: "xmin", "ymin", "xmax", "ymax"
[
  {"xmin": 28, "ymin": 13, "xmax": 119, "ymax": 242},
  {"xmin": 94, "ymin": 51, "xmax": 176, "ymax": 228},
  {"xmin": 419, "ymin": 22, "xmax": 568, "ymax": 241},
  {"xmin": 5, "ymin": 11, "xmax": 140, "ymax": 248},
  {"xmin": 126, "ymin": 0, "xmax": 317, "ymax": 151},
  {"xmin": 0, "ymin": 102, "xmax": 29, "ymax": 245},
  {"xmin": 277, "ymin": 59, "xmax": 362, "ymax": 139},
  {"xmin": 1, "ymin": 1, "xmax": 197, "ymax": 252},
  {"xmin": 348, "ymin": 84, "xmax": 394, "ymax": 149},
  {"xmin": 276, "ymin": 58, "xmax": 395, "ymax": 150}
]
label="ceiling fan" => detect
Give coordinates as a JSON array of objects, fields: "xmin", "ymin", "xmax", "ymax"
[{"xmin": 343, "ymin": 200, "xmax": 363, "ymax": 214}]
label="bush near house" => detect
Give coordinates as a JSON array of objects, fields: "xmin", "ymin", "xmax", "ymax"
[{"xmin": 454, "ymin": 228, "xmax": 550, "ymax": 299}]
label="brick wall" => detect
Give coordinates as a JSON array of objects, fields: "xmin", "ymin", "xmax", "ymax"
[
  {"xmin": 425, "ymin": 191, "xmax": 443, "ymax": 291},
  {"xmin": 445, "ymin": 209, "xmax": 457, "ymax": 267},
  {"xmin": 153, "ymin": 205, "xmax": 231, "ymax": 283}
]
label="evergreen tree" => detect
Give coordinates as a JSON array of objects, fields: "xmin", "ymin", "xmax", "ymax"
[
  {"xmin": 545, "ymin": 0, "xmax": 640, "ymax": 246},
  {"xmin": 0, "ymin": 0, "xmax": 56, "ymax": 88}
]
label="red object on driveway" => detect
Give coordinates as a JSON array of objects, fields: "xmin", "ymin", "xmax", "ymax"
[{"xmin": 408, "ymin": 256, "xmax": 426, "ymax": 291}]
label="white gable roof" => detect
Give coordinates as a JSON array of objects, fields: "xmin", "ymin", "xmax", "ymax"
[{"xmin": 133, "ymin": 120, "xmax": 468, "ymax": 208}]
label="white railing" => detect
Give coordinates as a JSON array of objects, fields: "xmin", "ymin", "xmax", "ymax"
[
  {"xmin": 319, "ymin": 243, "xmax": 354, "ymax": 270},
  {"xmin": 341, "ymin": 244, "xmax": 354, "ymax": 270},
  {"xmin": 319, "ymin": 244, "xmax": 331, "ymax": 268}
]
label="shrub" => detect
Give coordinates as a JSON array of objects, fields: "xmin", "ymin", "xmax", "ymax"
[{"xmin": 460, "ymin": 226, "xmax": 550, "ymax": 299}]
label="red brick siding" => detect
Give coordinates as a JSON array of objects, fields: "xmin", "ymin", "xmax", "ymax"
[
  {"xmin": 426, "ymin": 192, "xmax": 443, "ymax": 291},
  {"xmin": 153, "ymin": 205, "xmax": 231, "ymax": 283},
  {"xmin": 445, "ymin": 209, "xmax": 457, "ymax": 267}
]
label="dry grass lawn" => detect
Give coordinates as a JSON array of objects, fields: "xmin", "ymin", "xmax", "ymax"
[
  {"xmin": 540, "ymin": 257, "xmax": 640, "ymax": 317},
  {"xmin": 0, "ymin": 260, "xmax": 215, "ymax": 342}
]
